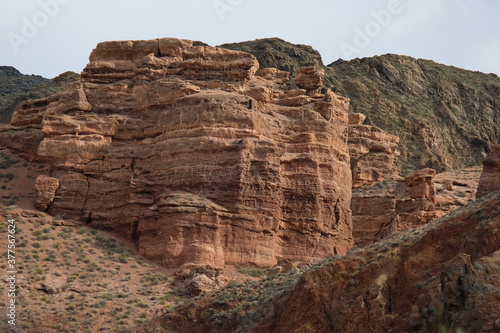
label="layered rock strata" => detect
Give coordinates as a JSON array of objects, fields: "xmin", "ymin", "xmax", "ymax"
[
  {"xmin": 9, "ymin": 38, "xmax": 353, "ymax": 268},
  {"xmin": 347, "ymin": 112, "xmax": 400, "ymax": 188},
  {"xmin": 154, "ymin": 192, "xmax": 500, "ymax": 333},
  {"xmin": 352, "ymin": 168, "xmax": 441, "ymax": 247},
  {"xmin": 263, "ymin": 193, "xmax": 500, "ymax": 333},
  {"xmin": 476, "ymin": 144, "xmax": 500, "ymax": 198}
]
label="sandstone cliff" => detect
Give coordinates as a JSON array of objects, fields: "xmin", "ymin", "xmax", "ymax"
[
  {"xmin": 347, "ymin": 112, "xmax": 400, "ymax": 188},
  {"xmin": 222, "ymin": 39, "xmax": 500, "ymax": 172},
  {"xmin": 151, "ymin": 191, "xmax": 500, "ymax": 333},
  {"xmin": 5, "ymin": 38, "xmax": 353, "ymax": 269},
  {"xmin": 352, "ymin": 168, "xmax": 442, "ymax": 247},
  {"xmin": 477, "ymin": 144, "xmax": 500, "ymax": 198}
]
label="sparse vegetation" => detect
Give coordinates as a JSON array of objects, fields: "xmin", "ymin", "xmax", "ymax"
[{"xmin": 0, "ymin": 205, "xmax": 178, "ymax": 332}]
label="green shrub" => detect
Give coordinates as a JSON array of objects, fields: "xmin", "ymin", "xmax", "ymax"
[
  {"xmin": 235, "ymin": 265, "xmax": 268, "ymax": 277},
  {"xmin": 5, "ymin": 197, "xmax": 17, "ymax": 206}
]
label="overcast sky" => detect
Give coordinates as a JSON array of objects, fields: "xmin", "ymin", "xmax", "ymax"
[{"xmin": 1, "ymin": 0, "xmax": 499, "ymax": 78}]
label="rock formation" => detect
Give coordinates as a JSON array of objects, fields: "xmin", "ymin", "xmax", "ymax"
[
  {"xmin": 152, "ymin": 191, "xmax": 500, "ymax": 333},
  {"xmin": 6, "ymin": 38, "xmax": 353, "ymax": 269},
  {"xmin": 477, "ymin": 144, "xmax": 500, "ymax": 198},
  {"xmin": 347, "ymin": 113, "xmax": 400, "ymax": 188},
  {"xmin": 222, "ymin": 39, "xmax": 500, "ymax": 172},
  {"xmin": 352, "ymin": 168, "xmax": 441, "ymax": 247}
]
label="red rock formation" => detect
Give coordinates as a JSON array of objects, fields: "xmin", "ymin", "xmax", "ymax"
[
  {"xmin": 8, "ymin": 38, "xmax": 353, "ymax": 269},
  {"xmin": 477, "ymin": 144, "xmax": 500, "ymax": 198},
  {"xmin": 34, "ymin": 175, "xmax": 59, "ymax": 211},
  {"xmin": 264, "ymin": 193, "xmax": 500, "ymax": 333},
  {"xmin": 351, "ymin": 194, "xmax": 397, "ymax": 246},
  {"xmin": 294, "ymin": 66, "xmax": 325, "ymax": 90},
  {"xmin": 352, "ymin": 168, "xmax": 441, "ymax": 247},
  {"xmin": 396, "ymin": 168, "xmax": 439, "ymax": 230},
  {"xmin": 153, "ymin": 192, "xmax": 500, "ymax": 333},
  {"xmin": 348, "ymin": 113, "xmax": 400, "ymax": 188}
]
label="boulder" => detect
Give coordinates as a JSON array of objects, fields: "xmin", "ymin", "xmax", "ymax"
[{"xmin": 34, "ymin": 175, "xmax": 60, "ymax": 211}]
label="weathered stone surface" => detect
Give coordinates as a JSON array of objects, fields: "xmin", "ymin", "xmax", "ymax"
[
  {"xmin": 10, "ymin": 38, "xmax": 353, "ymax": 269},
  {"xmin": 155, "ymin": 192, "xmax": 500, "ymax": 333},
  {"xmin": 404, "ymin": 168, "xmax": 436, "ymax": 201},
  {"xmin": 351, "ymin": 195, "xmax": 397, "ymax": 246},
  {"xmin": 183, "ymin": 274, "xmax": 219, "ymax": 296},
  {"xmin": 348, "ymin": 122, "xmax": 400, "ymax": 188},
  {"xmin": 294, "ymin": 66, "xmax": 324, "ymax": 90},
  {"xmin": 0, "ymin": 125, "xmax": 44, "ymax": 160},
  {"xmin": 477, "ymin": 144, "xmax": 500, "ymax": 198},
  {"xmin": 83, "ymin": 38, "xmax": 259, "ymax": 84},
  {"xmin": 261, "ymin": 193, "xmax": 500, "ymax": 333},
  {"xmin": 352, "ymin": 168, "xmax": 441, "ymax": 247},
  {"xmin": 41, "ymin": 273, "xmax": 65, "ymax": 294},
  {"xmin": 347, "ymin": 112, "xmax": 366, "ymax": 125},
  {"xmin": 34, "ymin": 175, "xmax": 59, "ymax": 211},
  {"xmin": 256, "ymin": 68, "xmax": 290, "ymax": 84}
]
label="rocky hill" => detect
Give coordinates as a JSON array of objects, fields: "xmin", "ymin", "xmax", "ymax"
[
  {"xmin": 146, "ymin": 190, "xmax": 500, "ymax": 333},
  {"xmin": 0, "ymin": 37, "xmax": 499, "ymax": 332},
  {"xmin": 0, "ymin": 66, "xmax": 79, "ymax": 123},
  {"xmin": 221, "ymin": 39, "xmax": 500, "ymax": 172}
]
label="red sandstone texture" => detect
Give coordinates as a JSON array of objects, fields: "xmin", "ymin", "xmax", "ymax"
[
  {"xmin": 7, "ymin": 38, "xmax": 353, "ymax": 269},
  {"xmin": 347, "ymin": 113, "xmax": 400, "ymax": 188},
  {"xmin": 352, "ymin": 168, "xmax": 443, "ymax": 247},
  {"xmin": 476, "ymin": 144, "xmax": 500, "ymax": 198}
]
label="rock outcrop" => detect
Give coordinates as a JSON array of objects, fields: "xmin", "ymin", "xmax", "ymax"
[
  {"xmin": 352, "ymin": 168, "xmax": 441, "ymax": 247},
  {"xmin": 347, "ymin": 113, "xmax": 400, "ymax": 188},
  {"xmin": 7, "ymin": 38, "xmax": 353, "ymax": 269},
  {"xmin": 152, "ymin": 192, "xmax": 500, "ymax": 333},
  {"xmin": 477, "ymin": 144, "xmax": 500, "ymax": 198},
  {"xmin": 34, "ymin": 175, "xmax": 60, "ymax": 211}
]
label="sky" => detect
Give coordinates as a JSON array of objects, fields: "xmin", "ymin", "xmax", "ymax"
[{"xmin": 0, "ymin": 0, "xmax": 499, "ymax": 78}]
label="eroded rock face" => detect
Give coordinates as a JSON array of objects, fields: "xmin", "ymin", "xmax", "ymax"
[
  {"xmin": 348, "ymin": 115, "xmax": 400, "ymax": 188},
  {"xmin": 352, "ymin": 168, "xmax": 441, "ymax": 247},
  {"xmin": 294, "ymin": 66, "xmax": 324, "ymax": 91},
  {"xmin": 10, "ymin": 38, "xmax": 353, "ymax": 269},
  {"xmin": 34, "ymin": 175, "xmax": 59, "ymax": 211},
  {"xmin": 477, "ymin": 144, "xmax": 500, "ymax": 198},
  {"xmin": 262, "ymin": 194, "xmax": 500, "ymax": 333},
  {"xmin": 155, "ymin": 192, "xmax": 500, "ymax": 333}
]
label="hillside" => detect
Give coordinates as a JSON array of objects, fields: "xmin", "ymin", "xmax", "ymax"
[
  {"xmin": 221, "ymin": 39, "xmax": 500, "ymax": 172},
  {"xmin": 0, "ymin": 67, "xmax": 79, "ymax": 123},
  {"xmin": 146, "ymin": 190, "xmax": 500, "ymax": 333},
  {"xmin": 0, "ymin": 37, "xmax": 498, "ymax": 332}
]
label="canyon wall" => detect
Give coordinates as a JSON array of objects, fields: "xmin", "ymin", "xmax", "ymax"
[{"xmin": 8, "ymin": 38, "xmax": 353, "ymax": 269}]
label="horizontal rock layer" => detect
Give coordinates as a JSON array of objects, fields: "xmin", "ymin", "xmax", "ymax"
[
  {"xmin": 10, "ymin": 38, "xmax": 353, "ymax": 268},
  {"xmin": 352, "ymin": 168, "xmax": 441, "ymax": 247},
  {"xmin": 348, "ymin": 113, "xmax": 400, "ymax": 188}
]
